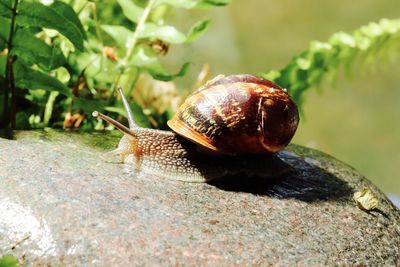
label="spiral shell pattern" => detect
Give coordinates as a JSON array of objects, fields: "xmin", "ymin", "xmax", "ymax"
[{"xmin": 167, "ymin": 74, "xmax": 299, "ymax": 155}]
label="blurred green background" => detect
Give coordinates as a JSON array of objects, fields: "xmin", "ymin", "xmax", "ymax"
[{"xmin": 170, "ymin": 0, "xmax": 400, "ymax": 195}]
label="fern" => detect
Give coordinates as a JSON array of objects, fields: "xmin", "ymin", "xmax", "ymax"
[{"xmin": 262, "ymin": 18, "xmax": 400, "ymax": 107}]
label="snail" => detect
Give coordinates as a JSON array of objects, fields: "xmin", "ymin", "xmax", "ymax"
[{"xmin": 93, "ymin": 74, "xmax": 299, "ymax": 182}]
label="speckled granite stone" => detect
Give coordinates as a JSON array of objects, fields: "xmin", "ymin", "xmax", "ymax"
[{"xmin": 0, "ymin": 130, "xmax": 399, "ymax": 266}]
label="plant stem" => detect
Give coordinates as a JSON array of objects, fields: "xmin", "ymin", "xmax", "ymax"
[
  {"xmin": 3, "ymin": 0, "xmax": 19, "ymax": 138},
  {"xmin": 123, "ymin": 0, "xmax": 157, "ymax": 63},
  {"xmin": 91, "ymin": 2, "xmax": 104, "ymax": 71},
  {"xmin": 43, "ymin": 91, "xmax": 59, "ymax": 127},
  {"xmin": 114, "ymin": 0, "xmax": 157, "ymax": 99}
]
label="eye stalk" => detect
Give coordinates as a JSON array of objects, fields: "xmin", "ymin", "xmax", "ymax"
[
  {"xmin": 92, "ymin": 110, "xmax": 136, "ymax": 137},
  {"xmin": 92, "ymin": 86, "xmax": 140, "ymax": 139}
]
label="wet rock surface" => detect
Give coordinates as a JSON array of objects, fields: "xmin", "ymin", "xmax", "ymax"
[{"xmin": 0, "ymin": 130, "xmax": 399, "ymax": 266}]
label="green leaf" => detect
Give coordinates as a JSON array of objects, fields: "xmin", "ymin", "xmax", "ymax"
[
  {"xmin": 43, "ymin": 91, "xmax": 59, "ymax": 126},
  {"xmin": 24, "ymin": 89, "xmax": 47, "ymax": 103},
  {"xmin": 0, "ymin": 0, "xmax": 12, "ymax": 17},
  {"xmin": 105, "ymin": 103, "xmax": 151, "ymax": 128},
  {"xmin": 149, "ymin": 62, "xmax": 190, "ymax": 81},
  {"xmin": 103, "ymin": 106, "xmax": 125, "ymax": 115},
  {"xmin": 156, "ymin": 0, "xmax": 197, "ymax": 9},
  {"xmin": 130, "ymin": 45, "xmax": 165, "ymax": 70},
  {"xmin": 116, "ymin": 0, "xmax": 144, "ymax": 23},
  {"xmin": 262, "ymin": 70, "xmax": 281, "ymax": 81},
  {"xmin": 0, "ymin": 255, "xmax": 18, "ymax": 267},
  {"xmin": 0, "ymin": 17, "xmax": 10, "ymax": 43},
  {"xmin": 330, "ymin": 32, "xmax": 356, "ymax": 47},
  {"xmin": 262, "ymin": 18, "xmax": 400, "ymax": 107},
  {"xmin": 73, "ymin": 97, "xmax": 107, "ymax": 114},
  {"xmin": 0, "ymin": 55, "xmax": 6, "ymax": 77},
  {"xmin": 75, "ymin": 97, "xmax": 150, "ymax": 129},
  {"xmin": 195, "ymin": 0, "xmax": 231, "ymax": 8},
  {"xmin": 0, "ymin": 38, "xmax": 5, "ymax": 51},
  {"xmin": 16, "ymin": 1, "xmax": 85, "ymax": 51},
  {"xmin": 12, "ymin": 28, "xmax": 66, "ymax": 71},
  {"xmin": 296, "ymin": 57, "xmax": 311, "ymax": 70},
  {"xmin": 75, "ymin": 52, "xmax": 120, "ymax": 83},
  {"xmin": 156, "ymin": 0, "xmax": 231, "ymax": 9},
  {"xmin": 14, "ymin": 60, "xmax": 71, "ymax": 96},
  {"xmin": 101, "ymin": 25, "xmax": 133, "ymax": 48},
  {"xmin": 55, "ymin": 67, "xmax": 71, "ymax": 83},
  {"xmin": 114, "ymin": 20, "xmax": 210, "ymax": 46},
  {"xmin": 138, "ymin": 23, "xmax": 186, "ymax": 44},
  {"xmin": 130, "ymin": 102, "xmax": 152, "ymax": 128},
  {"xmin": 50, "ymin": 1, "xmax": 86, "ymax": 39},
  {"xmin": 130, "ymin": 46, "xmax": 190, "ymax": 81},
  {"xmin": 186, "ymin": 19, "xmax": 211, "ymax": 43}
]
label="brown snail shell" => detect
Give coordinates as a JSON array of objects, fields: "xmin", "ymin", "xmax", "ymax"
[{"xmin": 167, "ymin": 74, "xmax": 299, "ymax": 155}]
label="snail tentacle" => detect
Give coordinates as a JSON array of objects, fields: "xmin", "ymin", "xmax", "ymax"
[
  {"xmin": 92, "ymin": 111, "xmax": 137, "ymax": 138},
  {"xmin": 117, "ymin": 85, "xmax": 138, "ymax": 130}
]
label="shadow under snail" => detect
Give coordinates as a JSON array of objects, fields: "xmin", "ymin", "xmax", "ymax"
[{"xmin": 93, "ymin": 74, "xmax": 300, "ymax": 182}]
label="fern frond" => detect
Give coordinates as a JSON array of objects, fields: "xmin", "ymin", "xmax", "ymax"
[{"xmin": 262, "ymin": 19, "xmax": 400, "ymax": 107}]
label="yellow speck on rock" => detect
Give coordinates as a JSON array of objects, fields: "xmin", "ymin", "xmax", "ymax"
[{"xmin": 353, "ymin": 188, "xmax": 379, "ymax": 211}]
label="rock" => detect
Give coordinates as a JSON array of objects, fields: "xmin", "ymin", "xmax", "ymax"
[{"xmin": 0, "ymin": 130, "xmax": 399, "ymax": 266}]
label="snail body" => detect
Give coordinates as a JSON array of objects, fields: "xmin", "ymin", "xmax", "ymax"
[{"xmin": 93, "ymin": 74, "xmax": 299, "ymax": 182}]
